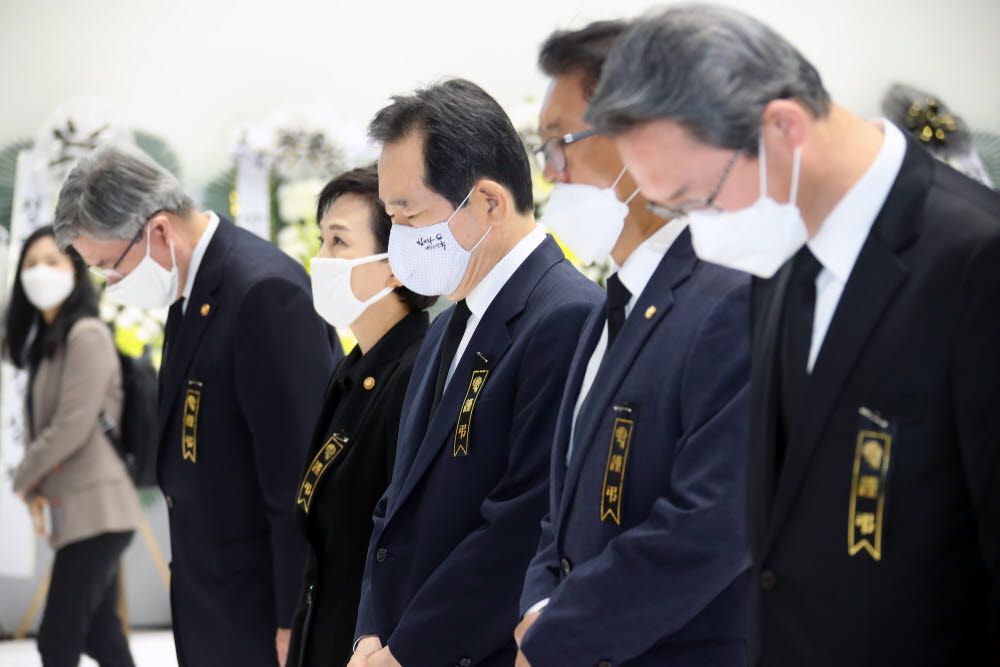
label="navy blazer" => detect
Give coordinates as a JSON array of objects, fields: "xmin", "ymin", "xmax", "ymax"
[
  {"xmin": 356, "ymin": 236, "xmax": 604, "ymax": 667},
  {"xmin": 748, "ymin": 136, "xmax": 1000, "ymax": 665},
  {"xmin": 157, "ymin": 217, "xmax": 338, "ymax": 667},
  {"xmin": 520, "ymin": 229, "xmax": 752, "ymax": 667}
]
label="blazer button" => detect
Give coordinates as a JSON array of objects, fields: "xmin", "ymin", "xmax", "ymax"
[
  {"xmin": 760, "ymin": 569, "xmax": 777, "ymax": 591},
  {"xmin": 376, "ymin": 547, "xmax": 388, "ymax": 563},
  {"xmin": 561, "ymin": 557, "xmax": 572, "ymax": 575},
  {"xmin": 597, "ymin": 661, "xmax": 614, "ymax": 667},
  {"xmin": 165, "ymin": 495, "xmax": 174, "ymax": 509},
  {"xmin": 458, "ymin": 658, "xmax": 472, "ymax": 667}
]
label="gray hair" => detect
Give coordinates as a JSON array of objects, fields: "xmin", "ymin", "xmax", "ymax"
[
  {"xmin": 53, "ymin": 145, "xmax": 194, "ymax": 250},
  {"xmin": 584, "ymin": 4, "xmax": 831, "ymax": 154}
]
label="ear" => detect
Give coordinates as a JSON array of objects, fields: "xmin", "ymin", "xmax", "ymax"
[
  {"xmin": 760, "ymin": 99, "xmax": 808, "ymax": 156},
  {"xmin": 148, "ymin": 212, "xmax": 175, "ymax": 247},
  {"xmin": 472, "ymin": 179, "xmax": 511, "ymax": 226}
]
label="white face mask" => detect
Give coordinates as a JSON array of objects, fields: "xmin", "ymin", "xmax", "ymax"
[
  {"xmin": 543, "ymin": 167, "xmax": 639, "ymax": 265},
  {"xmin": 310, "ymin": 253, "xmax": 393, "ymax": 329},
  {"xmin": 387, "ymin": 188, "xmax": 490, "ymax": 297},
  {"xmin": 105, "ymin": 225, "xmax": 180, "ymax": 309},
  {"xmin": 21, "ymin": 264, "xmax": 75, "ymax": 311},
  {"xmin": 686, "ymin": 138, "xmax": 808, "ymax": 278}
]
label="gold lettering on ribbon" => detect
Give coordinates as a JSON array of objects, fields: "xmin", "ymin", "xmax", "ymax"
[
  {"xmin": 848, "ymin": 430, "xmax": 892, "ymax": 560},
  {"xmin": 181, "ymin": 388, "xmax": 201, "ymax": 463},
  {"xmin": 454, "ymin": 370, "xmax": 489, "ymax": 456},
  {"xmin": 601, "ymin": 418, "xmax": 634, "ymax": 525},
  {"xmin": 297, "ymin": 434, "xmax": 347, "ymax": 514}
]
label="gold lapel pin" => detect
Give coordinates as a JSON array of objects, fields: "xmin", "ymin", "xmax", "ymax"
[
  {"xmin": 200, "ymin": 303, "xmax": 211, "ymax": 316},
  {"xmin": 363, "ymin": 377, "xmax": 376, "ymax": 390},
  {"xmin": 645, "ymin": 306, "xmax": 657, "ymax": 320}
]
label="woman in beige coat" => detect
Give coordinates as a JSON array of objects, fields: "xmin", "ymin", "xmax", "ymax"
[{"xmin": 5, "ymin": 225, "xmax": 142, "ymax": 667}]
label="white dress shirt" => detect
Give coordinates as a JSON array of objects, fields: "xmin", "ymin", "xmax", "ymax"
[
  {"xmin": 805, "ymin": 120, "xmax": 906, "ymax": 371},
  {"xmin": 524, "ymin": 220, "xmax": 689, "ymax": 617},
  {"xmin": 443, "ymin": 225, "xmax": 547, "ymax": 390},
  {"xmin": 566, "ymin": 220, "xmax": 688, "ymax": 463},
  {"xmin": 179, "ymin": 211, "xmax": 220, "ymax": 315}
]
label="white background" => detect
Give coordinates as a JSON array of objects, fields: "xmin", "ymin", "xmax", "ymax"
[{"xmin": 1, "ymin": 0, "xmax": 999, "ymax": 187}]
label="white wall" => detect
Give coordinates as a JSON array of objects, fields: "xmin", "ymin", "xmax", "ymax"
[{"xmin": 2, "ymin": 0, "xmax": 998, "ymax": 187}]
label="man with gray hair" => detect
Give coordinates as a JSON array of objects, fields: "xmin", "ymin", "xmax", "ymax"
[
  {"xmin": 586, "ymin": 4, "xmax": 1000, "ymax": 665},
  {"xmin": 54, "ymin": 146, "xmax": 338, "ymax": 667}
]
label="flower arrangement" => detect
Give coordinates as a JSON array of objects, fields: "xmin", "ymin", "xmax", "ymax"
[{"xmin": 0, "ymin": 97, "xmax": 181, "ymax": 369}]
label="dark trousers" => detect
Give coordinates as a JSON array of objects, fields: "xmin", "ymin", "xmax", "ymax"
[{"xmin": 38, "ymin": 530, "xmax": 136, "ymax": 667}]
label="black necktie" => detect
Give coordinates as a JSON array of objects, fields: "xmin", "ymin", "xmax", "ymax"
[
  {"xmin": 605, "ymin": 273, "xmax": 631, "ymax": 351},
  {"xmin": 431, "ymin": 300, "xmax": 472, "ymax": 415},
  {"xmin": 777, "ymin": 248, "xmax": 822, "ymax": 468},
  {"xmin": 160, "ymin": 298, "xmax": 185, "ymax": 386}
]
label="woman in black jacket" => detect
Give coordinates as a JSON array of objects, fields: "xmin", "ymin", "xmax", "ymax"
[{"xmin": 286, "ymin": 166, "xmax": 435, "ymax": 667}]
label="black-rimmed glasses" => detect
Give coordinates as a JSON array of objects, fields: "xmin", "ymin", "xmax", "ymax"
[
  {"xmin": 90, "ymin": 221, "xmax": 149, "ymax": 281},
  {"xmin": 532, "ymin": 129, "xmax": 598, "ymax": 173},
  {"xmin": 647, "ymin": 151, "xmax": 740, "ymax": 220}
]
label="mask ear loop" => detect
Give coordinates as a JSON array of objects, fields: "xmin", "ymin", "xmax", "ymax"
[
  {"xmin": 758, "ymin": 134, "xmax": 768, "ymax": 199},
  {"xmin": 444, "ymin": 186, "xmax": 477, "ymax": 224},
  {"xmin": 148, "ymin": 222, "xmax": 177, "ymax": 271},
  {"xmin": 610, "ymin": 166, "xmax": 628, "ymax": 190},
  {"xmin": 789, "ymin": 146, "xmax": 802, "ymax": 205},
  {"xmin": 348, "ymin": 253, "xmax": 394, "ymax": 306},
  {"xmin": 611, "ymin": 166, "xmax": 641, "ymax": 204},
  {"xmin": 448, "ymin": 185, "xmax": 493, "ymax": 253}
]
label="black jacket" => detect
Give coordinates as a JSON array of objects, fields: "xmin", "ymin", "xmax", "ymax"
[
  {"xmin": 158, "ymin": 217, "xmax": 338, "ymax": 667},
  {"xmin": 287, "ymin": 310, "xmax": 428, "ymax": 667},
  {"xmin": 748, "ymin": 136, "xmax": 1000, "ymax": 665}
]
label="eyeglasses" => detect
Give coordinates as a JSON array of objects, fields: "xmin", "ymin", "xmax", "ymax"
[
  {"xmin": 647, "ymin": 151, "xmax": 740, "ymax": 220},
  {"xmin": 90, "ymin": 222, "xmax": 148, "ymax": 281},
  {"xmin": 532, "ymin": 129, "xmax": 598, "ymax": 173}
]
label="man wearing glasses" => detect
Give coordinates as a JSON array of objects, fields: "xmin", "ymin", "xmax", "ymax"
[
  {"xmin": 586, "ymin": 6, "xmax": 1000, "ymax": 665},
  {"xmin": 514, "ymin": 22, "xmax": 752, "ymax": 667},
  {"xmin": 53, "ymin": 146, "xmax": 339, "ymax": 667}
]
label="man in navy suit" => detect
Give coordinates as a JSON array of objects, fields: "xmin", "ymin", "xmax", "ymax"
[
  {"xmin": 514, "ymin": 23, "xmax": 751, "ymax": 667},
  {"xmin": 586, "ymin": 6, "xmax": 1000, "ymax": 665},
  {"xmin": 55, "ymin": 146, "xmax": 338, "ymax": 667},
  {"xmin": 349, "ymin": 79, "xmax": 603, "ymax": 667}
]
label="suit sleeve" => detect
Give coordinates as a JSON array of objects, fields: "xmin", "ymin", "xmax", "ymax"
[
  {"xmin": 386, "ymin": 301, "xmax": 593, "ymax": 667},
  {"xmin": 951, "ymin": 233, "xmax": 1000, "ymax": 648},
  {"xmin": 13, "ymin": 321, "xmax": 118, "ymax": 495},
  {"xmin": 234, "ymin": 275, "xmax": 334, "ymax": 626},
  {"xmin": 519, "ymin": 511, "xmax": 560, "ymax": 616},
  {"xmin": 521, "ymin": 282, "xmax": 752, "ymax": 666}
]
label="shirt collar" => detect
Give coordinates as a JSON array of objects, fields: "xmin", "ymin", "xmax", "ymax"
[
  {"xmin": 616, "ymin": 219, "xmax": 689, "ymax": 302},
  {"xmin": 807, "ymin": 120, "xmax": 906, "ymax": 283},
  {"xmin": 465, "ymin": 225, "xmax": 547, "ymax": 318},
  {"xmin": 181, "ymin": 211, "xmax": 220, "ymax": 310}
]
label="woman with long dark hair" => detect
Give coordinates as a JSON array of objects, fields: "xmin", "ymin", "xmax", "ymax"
[{"xmin": 6, "ymin": 225, "xmax": 142, "ymax": 667}]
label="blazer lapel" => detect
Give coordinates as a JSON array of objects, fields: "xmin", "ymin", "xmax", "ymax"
[
  {"xmin": 156, "ymin": 218, "xmax": 234, "ymax": 441},
  {"xmin": 748, "ymin": 264, "xmax": 794, "ymax": 556},
  {"xmin": 763, "ymin": 142, "xmax": 928, "ymax": 554},
  {"xmin": 549, "ymin": 304, "xmax": 604, "ymax": 507},
  {"xmin": 558, "ymin": 232, "xmax": 695, "ymax": 528},
  {"xmin": 386, "ymin": 237, "xmax": 565, "ymax": 521}
]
